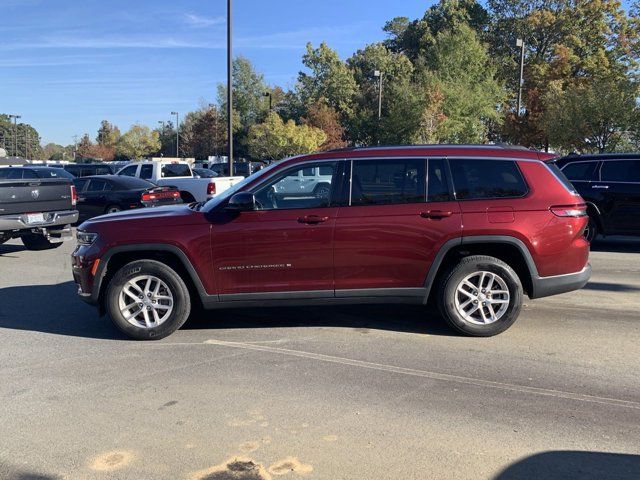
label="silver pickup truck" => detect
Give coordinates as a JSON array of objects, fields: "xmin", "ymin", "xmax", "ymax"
[{"xmin": 0, "ymin": 167, "xmax": 79, "ymax": 250}]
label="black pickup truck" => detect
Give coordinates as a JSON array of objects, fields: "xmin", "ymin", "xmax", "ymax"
[{"xmin": 0, "ymin": 167, "xmax": 79, "ymax": 250}]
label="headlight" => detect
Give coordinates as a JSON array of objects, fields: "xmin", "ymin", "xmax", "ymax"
[{"xmin": 76, "ymin": 231, "xmax": 98, "ymax": 246}]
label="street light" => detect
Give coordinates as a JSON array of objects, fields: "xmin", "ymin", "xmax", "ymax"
[
  {"xmin": 373, "ymin": 70, "xmax": 383, "ymax": 120},
  {"xmin": 170, "ymin": 111, "xmax": 179, "ymax": 157},
  {"xmin": 515, "ymin": 38, "xmax": 525, "ymax": 117},
  {"xmin": 227, "ymin": 0, "xmax": 233, "ymax": 176},
  {"xmin": 263, "ymin": 91, "xmax": 272, "ymax": 111},
  {"xmin": 8, "ymin": 114, "xmax": 21, "ymax": 157}
]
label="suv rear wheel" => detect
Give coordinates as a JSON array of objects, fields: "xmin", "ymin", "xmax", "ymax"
[
  {"xmin": 437, "ymin": 255, "xmax": 523, "ymax": 336},
  {"xmin": 105, "ymin": 260, "xmax": 191, "ymax": 340}
]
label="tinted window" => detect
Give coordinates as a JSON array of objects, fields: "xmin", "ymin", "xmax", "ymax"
[
  {"xmin": 140, "ymin": 164, "xmax": 154, "ymax": 180},
  {"xmin": 22, "ymin": 169, "xmax": 39, "ymax": 179},
  {"xmin": 86, "ymin": 179, "xmax": 111, "ymax": 191},
  {"xmin": 351, "ymin": 158, "xmax": 425, "ymax": 206},
  {"xmin": 118, "ymin": 165, "xmax": 138, "ymax": 177},
  {"xmin": 427, "ymin": 159, "xmax": 450, "ymax": 202},
  {"xmin": 114, "ymin": 177, "xmax": 155, "ymax": 190},
  {"xmin": 95, "ymin": 166, "xmax": 112, "ymax": 175},
  {"xmin": 65, "ymin": 165, "xmax": 80, "ymax": 176},
  {"xmin": 7, "ymin": 169, "xmax": 24, "ymax": 179},
  {"xmin": 451, "ymin": 159, "xmax": 528, "ymax": 200},
  {"xmin": 254, "ymin": 162, "xmax": 337, "ymax": 210},
  {"xmin": 600, "ymin": 160, "xmax": 640, "ymax": 182},
  {"xmin": 34, "ymin": 168, "xmax": 75, "ymax": 179},
  {"xmin": 0, "ymin": 169, "xmax": 9, "ymax": 179},
  {"xmin": 161, "ymin": 164, "xmax": 191, "ymax": 177},
  {"xmin": 74, "ymin": 178, "xmax": 88, "ymax": 191},
  {"xmin": 562, "ymin": 162, "xmax": 597, "ymax": 181}
]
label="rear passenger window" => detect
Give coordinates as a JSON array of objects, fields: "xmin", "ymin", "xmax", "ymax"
[
  {"xmin": 600, "ymin": 160, "xmax": 640, "ymax": 182},
  {"xmin": 562, "ymin": 162, "xmax": 597, "ymax": 181},
  {"xmin": 450, "ymin": 159, "xmax": 528, "ymax": 200},
  {"xmin": 162, "ymin": 164, "xmax": 191, "ymax": 177},
  {"xmin": 427, "ymin": 159, "xmax": 450, "ymax": 202},
  {"xmin": 140, "ymin": 164, "xmax": 153, "ymax": 180},
  {"xmin": 351, "ymin": 158, "xmax": 425, "ymax": 206}
]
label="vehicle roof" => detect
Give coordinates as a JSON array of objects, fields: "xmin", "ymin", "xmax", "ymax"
[
  {"xmin": 74, "ymin": 175, "xmax": 155, "ymax": 188},
  {"xmin": 297, "ymin": 144, "xmax": 555, "ymax": 162}
]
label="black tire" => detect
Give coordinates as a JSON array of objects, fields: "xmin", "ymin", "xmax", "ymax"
[
  {"xmin": 105, "ymin": 259, "xmax": 191, "ymax": 340},
  {"xmin": 21, "ymin": 234, "xmax": 63, "ymax": 251},
  {"xmin": 104, "ymin": 205, "xmax": 122, "ymax": 215},
  {"xmin": 313, "ymin": 183, "xmax": 331, "ymax": 200},
  {"xmin": 437, "ymin": 255, "xmax": 523, "ymax": 337},
  {"xmin": 584, "ymin": 216, "xmax": 598, "ymax": 243}
]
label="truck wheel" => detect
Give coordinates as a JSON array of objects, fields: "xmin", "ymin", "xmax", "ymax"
[
  {"xmin": 21, "ymin": 234, "xmax": 62, "ymax": 250},
  {"xmin": 105, "ymin": 259, "xmax": 191, "ymax": 340},
  {"xmin": 437, "ymin": 255, "xmax": 523, "ymax": 337},
  {"xmin": 180, "ymin": 192, "xmax": 196, "ymax": 203}
]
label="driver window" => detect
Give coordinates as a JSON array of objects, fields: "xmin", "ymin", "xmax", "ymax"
[{"xmin": 253, "ymin": 162, "xmax": 337, "ymax": 210}]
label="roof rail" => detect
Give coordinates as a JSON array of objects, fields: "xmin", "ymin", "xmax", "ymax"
[{"xmin": 324, "ymin": 144, "xmax": 531, "ymax": 153}]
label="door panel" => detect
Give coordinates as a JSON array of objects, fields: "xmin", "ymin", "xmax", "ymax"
[{"xmin": 598, "ymin": 160, "xmax": 640, "ymax": 234}]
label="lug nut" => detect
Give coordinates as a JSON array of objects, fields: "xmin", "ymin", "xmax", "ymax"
[
  {"xmin": 147, "ymin": 293, "xmax": 152, "ymax": 298},
  {"xmin": 482, "ymin": 302, "xmax": 487, "ymax": 306},
  {"xmin": 146, "ymin": 306, "xmax": 151, "ymax": 310},
  {"xmin": 138, "ymin": 303, "xmax": 143, "ymax": 307},
  {"xmin": 138, "ymin": 295, "xmax": 143, "ymax": 299},
  {"xmin": 473, "ymin": 300, "xmax": 478, "ymax": 304}
]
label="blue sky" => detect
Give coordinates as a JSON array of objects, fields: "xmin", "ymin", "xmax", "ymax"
[{"xmin": 1, "ymin": 0, "xmax": 430, "ymax": 145}]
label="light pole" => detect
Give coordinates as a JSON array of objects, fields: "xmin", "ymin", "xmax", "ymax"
[
  {"xmin": 263, "ymin": 91, "xmax": 272, "ymax": 111},
  {"xmin": 516, "ymin": 38, "xmax": 525, "ymax": 117},
  {"xmin": 227, "ymin": 0, "xmax": 234, "ymax": 176},
  {"xmin": 171, "ymin": 111, "xmax": 179, "ymax": 157},
  {"xmin": 373, "ymin": 70, "xmax": 383, "ymax": 120},
  {"xmin": 8, "ymin": 114, "xmax": 20, "ymax": 157}
]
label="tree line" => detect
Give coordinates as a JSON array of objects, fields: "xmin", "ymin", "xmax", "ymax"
[{"xmin": 4, "ymin": 0, "xmax": 640, "ymax": 161}]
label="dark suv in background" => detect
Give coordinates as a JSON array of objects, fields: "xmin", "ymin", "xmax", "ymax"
[
  {"xmin": 555, "ymin": 154, "xmax": 640, "ymax": 241},
  {"xmin": 72, "ymin": 145, "xmax": 590, "ymax": 340}
]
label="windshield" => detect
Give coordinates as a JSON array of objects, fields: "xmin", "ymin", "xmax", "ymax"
[{"xmin": 202, "ymin": 161, "xmax": 280, "ymax": 211}]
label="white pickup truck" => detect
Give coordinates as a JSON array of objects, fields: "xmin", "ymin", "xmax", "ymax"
[{"xmin": 116, "ymin": 160, "xmax": 243, "ymax": 203}]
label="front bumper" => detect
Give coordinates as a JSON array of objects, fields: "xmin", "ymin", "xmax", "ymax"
[
  {"xmin": 0, "ymin": 210, "xmax": 79, "ymax": 233},
  {"xmin": 529, "ymin": 264, "xmax": 592, "ymax": 299}
]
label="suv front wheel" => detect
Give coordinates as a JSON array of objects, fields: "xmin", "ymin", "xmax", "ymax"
[
  {"xmin": 437, "ymin": 255, "xmax": 523, "ymax": 337},
  {"xmin": 105, "ymin": 260, "xmax": 191, "ymax": 340}
]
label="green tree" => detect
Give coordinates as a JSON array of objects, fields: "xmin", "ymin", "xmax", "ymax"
[
  {"xmin": 247, "ymin": 112, "xmax": 326, "ymax": 161},
  {"xmin": 0, "ymin": 114, "xmax": 42, "ymax": 158},
  {"xmin": 180, "ymin": 105, "xmax": 227, "ymax": 159},
  {"xmin": 116, "ymin": 125, "xmax": 161, "ymax": 160},
  {"xmin": 542, "ymin": 76, "xmax": 639, "ymax": 153},
  {"xmin": 96, "ymin": 120, "xmax": 121, "ymax": 147}
]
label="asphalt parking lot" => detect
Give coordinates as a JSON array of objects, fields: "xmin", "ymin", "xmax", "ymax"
[{"xmin": 0, "ymin": 236, "xmax": 639, "ymax": 480}]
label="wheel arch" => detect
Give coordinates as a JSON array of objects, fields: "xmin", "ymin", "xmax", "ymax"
[
  {"xmin": 424, "ymin": 236, "xmax": 538, "ymax": 302},
  {"xmin": 94, "ymin": 244, "xmax": 215, "ymax": 314}
]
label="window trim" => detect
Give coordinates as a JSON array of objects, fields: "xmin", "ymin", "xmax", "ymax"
[{"xmin": 446, "ymin": 157, "xmax": 530, "ymax": 201}]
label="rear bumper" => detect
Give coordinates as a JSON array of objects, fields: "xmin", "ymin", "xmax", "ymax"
[
  {"xmin": 529, "ymin": 264, "xmax": 591, "ymax": 299},
  {"xmin": 0, "ymin": 209, "xmax": 78, "ymax": 232}
]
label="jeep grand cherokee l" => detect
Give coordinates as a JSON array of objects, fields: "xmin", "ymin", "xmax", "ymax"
[{"xmin": 71, "ymin": 145, "xmax": 591, "ymax": 340}]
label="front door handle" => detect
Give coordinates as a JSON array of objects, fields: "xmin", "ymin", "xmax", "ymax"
[
  {"xmin": 298, "ymin": 215, "xmax": 329, "ymax": 224},
  {"xmin": 421, "ymin": 210, "xmax": 453, "ymax": 219},
  {"xmin": 592, "ymin": 185, "xmax": 609, "ymax": 189}
]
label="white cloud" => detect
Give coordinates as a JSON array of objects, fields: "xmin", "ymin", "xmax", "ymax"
[{"xmin": 184, "ymin": 13, "xmax": 225, "ymax": 28}]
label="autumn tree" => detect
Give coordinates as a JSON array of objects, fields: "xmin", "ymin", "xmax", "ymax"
[
  {"xmin": 247, "ymin": 112, "xmax": 326, "ymax": 161},
  {"xmin": 302, "ymin": 100, "xmax": 347, "ymax": 150},
  {"xmin": 116, "ymin": 125, "xmax": 160, "ymax": 160}
]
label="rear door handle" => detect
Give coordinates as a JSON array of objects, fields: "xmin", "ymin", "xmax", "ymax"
[
  {"xmin": 592, "ymin": 185, "xmax": 609, "ymax": 189},
  {"xmin": 298, "ymin": 215, "xmax": 329, "ymax": 224},
  {"xmin": 421, "ymin": 210, "xmax": 453, "ymax": 219}
]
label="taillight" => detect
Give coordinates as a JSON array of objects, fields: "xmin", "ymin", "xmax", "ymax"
[
  {"xmin": 70, "ymin": 185, "xmax": 77, "ymax": 206},
  {"xmin": 550, "ymin": 204, "xmax": 587, "ymax": 217},
  {"xmin": 141, "ymin": 192, "xmax": 154, "ymax": 202},
  {"xmin": 207, "ymin": 182, "xmax": 216, "ymax": 196}
]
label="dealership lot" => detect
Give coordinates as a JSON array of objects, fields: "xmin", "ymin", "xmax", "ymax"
[{"xmin": 0, "ymin": 238, "xmax": 639, "ymax": 479}]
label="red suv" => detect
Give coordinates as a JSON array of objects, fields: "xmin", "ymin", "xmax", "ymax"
[{"xmin": 71, "ymin": 145, "xmax": 591, "ymax": 340}]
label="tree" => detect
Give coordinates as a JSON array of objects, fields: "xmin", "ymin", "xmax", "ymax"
[
  {"xmin": 247, "ymin": 112, "xmax": 326, "ymax": 161},
  {"xmin": 96, "ymin": 120, "xmax": 121, "ymax": 147},
  {"xmin": 76, "ymin": 134, "xmax": 94, "ymax": 159},
  {"xmin": 423, "ymin": 24, "xmax": 505, "ymax": 143},
  {"xmin": 116, "ymin": 125, "xmax": 161, "ymax": 160},
  {"xmin": 302, "ymin": 101, "xmax": 347, "ymax": 150},
  {"xmin": 0, "ymin": 114, "xmax": 42, "ymax": 159},
  {"xmin": 297, "ymin": 43, "xmax": 357, "ymax": 116},
  {"xmin": 180, "ymin": 105, "xmax": 227, "ymax": 159},
  {"xmin": 542, "ymin": 76, "xmax": 639, "ymax": 153}
]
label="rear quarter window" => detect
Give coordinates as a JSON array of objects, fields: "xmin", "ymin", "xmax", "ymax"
[
  {"xmin": 450, "ymin": 159, "xmax": 528, "ymax": 200},
  {"xmin": 162, "ymin": 164, "xmax": 191, "ymax": 177},
  {"xmin": 600, "ymin": 160, "xmax": 640, "ymax": 182},
  {"xmin": 561, "ymin": 161, "xmax": 597, "ymax": 181}
]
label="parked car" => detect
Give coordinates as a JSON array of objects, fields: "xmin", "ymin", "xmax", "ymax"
[
  {"xmin": 2, "ymin": 165, "xmax": 75, "ymax": 180},
  {"xmin": 73, "ymin": 175, "xmax": 181, "ymax": 222},
  {"xmin": 554, "ymin": 153, "xmax": 640, "ymax": 241},
  {"xmin": 72, "ymin": 145, "xmax": 590, "ymax": 340},
  {"xmin": 64, "ymin": 163, "xmax": 118, "ymax": 177},
  {"xmin": 0, "ymin": 167, "xmax": 78, "ymax": 250},
  {"xmin": 116, "ymin": 160, "xmax": 243, "ymax": 202},
  {"xmin": 192, "ymin": 167, "xmax": 219, "ymax": 178}
]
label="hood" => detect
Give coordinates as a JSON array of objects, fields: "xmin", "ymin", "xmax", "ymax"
[{"xmin": 79, "ymin": 204, "xmax": 197, "ymax": 230}]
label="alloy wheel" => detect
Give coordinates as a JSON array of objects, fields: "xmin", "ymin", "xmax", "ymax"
[
  {"xmin": 118, "ymin": 275, "xmax": 174, "ymax": 328},
  {"xmin": 454, "ymin": 271, "xmax": 510, "ymax": 325}
]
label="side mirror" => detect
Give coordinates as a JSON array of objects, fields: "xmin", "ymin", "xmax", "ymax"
[{"xmin": 226, "ymin": 192, "xmax": 256, "ymax": 212}]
